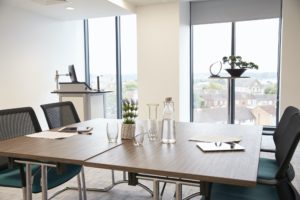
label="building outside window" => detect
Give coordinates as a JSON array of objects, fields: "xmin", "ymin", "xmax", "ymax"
[{"xmin": 192, "ymin": 18, "xmax": 280, "ymax": 125}]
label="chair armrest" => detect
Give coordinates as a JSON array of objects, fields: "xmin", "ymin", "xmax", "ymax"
[
  {"xmin": 262, "ymin": 130, "xmax": 275, "ymax": 136},
  {"xmin": 263, "ymin": 125, "xmax": 276, "ymax": 131},
  {"xmin": 260, "ymin": 148, "xmax": 276, "ymax": 153},
  {"xmin": 257, "ymin": 178, "xmax": 279, "ymax": 185}
]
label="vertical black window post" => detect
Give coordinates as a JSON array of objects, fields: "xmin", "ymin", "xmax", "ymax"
[
  {"xmin": 190, "ymin": 2, "xmax": 194, "ymax": 122},
  {"xmin": 83, "ymin": 19, "xmax": 90, "ymax": 85},
  {"xmin": 115, "ymin": 16, "xmax": 122, "ymax": 119},
  {"xmin": 228, "ymin": 22, "xmax": 236, "ymax": 124}
]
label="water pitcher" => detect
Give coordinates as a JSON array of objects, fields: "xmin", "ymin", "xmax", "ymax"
[{"xmin": 161, "ymin": 97, "xmax": 176, "ymax": 144}]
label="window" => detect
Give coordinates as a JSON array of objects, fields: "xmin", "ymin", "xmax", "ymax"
[
  {"xmin": 86, "ymin": 15, "xmax": 138, "ymax": 119},
  {"xmin": 120, "ymin": 15, "xmax": 138, "ymax": 100},
  {"xmin": 235, "ymin": 18, "xmax": 279, "ymax": 125},
  {"xmin": 88, "ymin": 17, "xmax": 117, "ymax": 118},
  {"xmin": 192, "ymin": 18, "xmax": 280, "ymax": 125},
  {"xmin": 193, "ymin": 23, "xmax": 231, "ymax": 123}
]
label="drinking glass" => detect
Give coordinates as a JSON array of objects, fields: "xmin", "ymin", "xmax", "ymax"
[
  {"xmin": 147, "ymin": 119, "xmax": 159, "ymax": 141},
  {"xmin": 133, "ymin": 124, "xmax": 145, "ymax": 146},
  {"xmin": 106, "ymin": 121, "xmax": 119, "ymax": 143}
]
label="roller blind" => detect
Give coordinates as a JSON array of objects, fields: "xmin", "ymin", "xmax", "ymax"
[{"xmin": 191, "ymin": 0, "xmax": 281, "ymax": 25}]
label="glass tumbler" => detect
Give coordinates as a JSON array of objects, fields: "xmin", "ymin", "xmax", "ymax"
[
  {"xmin": 106, "ymin": 121, "xmax": 119, "ymax": 143},
  {"xmin": 133, "ymin": 124, "xmax": 145, "ymax": 146},
  {"xmin": 147, "ymin": 120, "xmax": 159, "ymax": 141}
]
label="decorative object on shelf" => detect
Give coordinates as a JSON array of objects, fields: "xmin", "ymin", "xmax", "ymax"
[
  {"xmin": 161, "ymin": 97, "xmax": 176, "ymax": 144},
  {"xmin": 209, "ymin": 61, "xmax": 223, "ymax": 77},
  {"xmin": 222, "ymin": 55, "xmax": 258, "ymax": 77},
  {"xmin": 121, "ymin": 98, "xmax": 138, "ymax": 139}
]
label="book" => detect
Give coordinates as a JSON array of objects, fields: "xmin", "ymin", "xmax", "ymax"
[{"xmin": 196, "ymin": 142, "xmax": 245, "ymax": 152}]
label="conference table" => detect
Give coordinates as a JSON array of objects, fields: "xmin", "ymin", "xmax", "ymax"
[
  {"xmin": 0, "ymin": 119, "xmax": 262, "ymax": 200},
  {"xmin": 0, "ymin": 119, "xmax": 122, "ymax": 200}
]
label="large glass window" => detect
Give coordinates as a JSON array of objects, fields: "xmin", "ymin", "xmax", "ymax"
[
  {"xmin": 193, "ymin": 23, "xmax": 231, "ymax": 123},
  {"xmin": 88, "ymin": 17, "xmax": 117, "ymax": 118},
  {"xmin": 87, "ymin": 15, "xmax": 138, "ymax": 118},
  {"xmin": 192, "ymin": 18, "xmax": 280, "ymax": 125},
  {"xmin": 235, "ymin": 19, "xmax": 279, "ymax": 125},
  {"xmin": 120, "ymin": 15, "xmax": 138, "ymax": 100}
]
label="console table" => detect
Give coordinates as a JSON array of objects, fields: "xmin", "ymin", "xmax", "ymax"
[{"xmin": 52, "ymin": 82, "xmax": 112, "ymax": 120}]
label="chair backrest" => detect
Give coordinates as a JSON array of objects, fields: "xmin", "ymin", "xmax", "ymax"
[
  {"xmin": 0, "ymin": 107, "xmax": 42, "ymax": 169},
  {"xmin": 40, "ymin": 101, "xmax": 80, "ymax": 129},
  {"xmin": 273, "ymin": 106, "xmax": 299, "ymax": 145},
  {"xmin": 275, "ymin": 113, "xmax": 300, "ymax": 180},
  {"xmin": 277, "ymin": 180, "xmax": 300, "ymax": 200}
]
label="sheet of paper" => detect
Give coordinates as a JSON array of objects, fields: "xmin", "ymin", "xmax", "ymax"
[
  {"xmin": 189, "ymin": 135, "xmax": 241, "ymax": 143},
  {"xmin": 26, "ymin": 131, "xmax": 77, "ymax": 139},
  {"xmin": 197, "ymin": 142, "xmax": 245, "ymax": 152}
]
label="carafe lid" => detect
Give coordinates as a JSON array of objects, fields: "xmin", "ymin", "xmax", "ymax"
[{"xmin": 165, "ymin": 97, "xmax": 172, "ymax": 102}]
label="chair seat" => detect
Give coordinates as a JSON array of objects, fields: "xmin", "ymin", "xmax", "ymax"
[
  {"xmin": 258, "ymin": 157, "xmax": 278, "ymax": 180},
  {"xmin": 0, "ymin": 164, "xmax": 40, "ymax": 188},
  {"xmin": 32, "ymin": 164, "xmax": 81, "ymax": 193},
  {"xmin": 211, "ymin": 183, "xmax": 279, "ymax": 200},
  {"xmin": 0, "ymin": 163, "xmax": 81, "ymax": 193}
]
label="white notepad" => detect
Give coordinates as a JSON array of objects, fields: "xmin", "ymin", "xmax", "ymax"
[
  {"xmin": 26, "ymin": 131, "xmax": 77, "ymax": 139},
  {"xmin": 196, "ymin": 142, "xmax": 245, "ymax": 152}
]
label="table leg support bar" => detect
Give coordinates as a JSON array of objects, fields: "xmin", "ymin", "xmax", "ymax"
[{"xmin": 66, "ymin": 170, "xmax": 153, "ymax": 197}]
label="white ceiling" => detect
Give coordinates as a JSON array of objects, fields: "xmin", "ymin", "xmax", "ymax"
[
  {"xmin": 1, "ymin": 0, "xmax": 208, "ymax": 20},
  {"xmin": 1, "ymin": 0, "xmax": 133, "ymax": 20},
  {"xmin": 125, "ymin": 0, "xmax": 177, "ymax": 7}
]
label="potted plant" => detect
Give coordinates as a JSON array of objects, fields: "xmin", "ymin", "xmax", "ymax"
[
  {"xmin": 121, "ymin": 98, "xmax": 138, "ymax": 139},
  {"xmin": 222, "ymin": 55, "xmax": 258, "ymax": 77}
]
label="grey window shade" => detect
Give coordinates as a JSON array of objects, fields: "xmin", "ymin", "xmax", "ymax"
[{"xmin": 191, "ymin": 0, "xmax": 281, "ymax": 25}]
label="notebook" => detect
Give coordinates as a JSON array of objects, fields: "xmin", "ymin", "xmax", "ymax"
[{"xmin": 196, "ymin": 142, "xmax": 245, "ymax": 152}]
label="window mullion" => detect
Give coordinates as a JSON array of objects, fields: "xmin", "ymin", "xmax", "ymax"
[
  {"xmin": 83, "ymin": 19, "xmax": 90, "ymax": 85},
  {"xmin": 115, "ymin": 16, "xmax": 122, "ymax": 119}
]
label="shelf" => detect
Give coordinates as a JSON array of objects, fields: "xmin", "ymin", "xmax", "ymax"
[{"xmin": 209, "ymin": 76, "xmax": 250, "ymax": 79}]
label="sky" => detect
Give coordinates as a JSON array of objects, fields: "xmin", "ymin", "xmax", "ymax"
[{"xmin": 193, "ymin": 18, "xmax": 280, "ymax": 74}]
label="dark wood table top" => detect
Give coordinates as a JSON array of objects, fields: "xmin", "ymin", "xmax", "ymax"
[
  {"xmin": 85, "ymin": 122, "xmax": 262, "ymax": 187},
  {"xmin": 0, "ymin": 119, "xmax": 121, "ymax": 165}
]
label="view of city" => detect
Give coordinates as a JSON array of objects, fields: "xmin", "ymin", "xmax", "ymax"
[
  {"xmin": 193, "ymin": 72, "xmax": 277, "ymax": 125},
  {"xmin": 193, "ymin": 18, "xmax": 280, "ymax": 125}
]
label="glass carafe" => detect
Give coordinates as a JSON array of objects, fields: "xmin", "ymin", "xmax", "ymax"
[{"xmin": 161, "ymin": 97, "xmax": 176, "ymax": 144}]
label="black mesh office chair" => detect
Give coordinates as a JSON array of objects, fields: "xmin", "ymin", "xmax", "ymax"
[
  {"xmin": 210, "ymin": 113, "xmax": 300, "ymax": 200},
  {"xmin": 259, "ymin": 106, "xmax": 299, "ymax": 181},
  {"xmin": 40, "ymin": 101, "xmax": 81, "ymax": 129},
  {"xmin": 0, "ymin": 107, "xmax": 83, "ymax": 199},
  {"xmin": 262, "ymin": 106, "xmax": 299, "ymax": 137}
]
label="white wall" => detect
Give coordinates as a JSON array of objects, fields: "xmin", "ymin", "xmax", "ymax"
[
  {"xmin": 280, "ymin": 0, "xmax": 300, "ymax": 114},
  {"xmin": 137, "ymin": 2, "xmax": 180, "ymax": 120},
  {"xmin": 0, "ymin": 3, "xmax": 84, "ymax": 129}
]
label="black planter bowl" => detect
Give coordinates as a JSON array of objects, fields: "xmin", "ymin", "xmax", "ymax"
[{"xmin": 225, "ymin": 68, "xmax": 246, "ymax": 77}]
